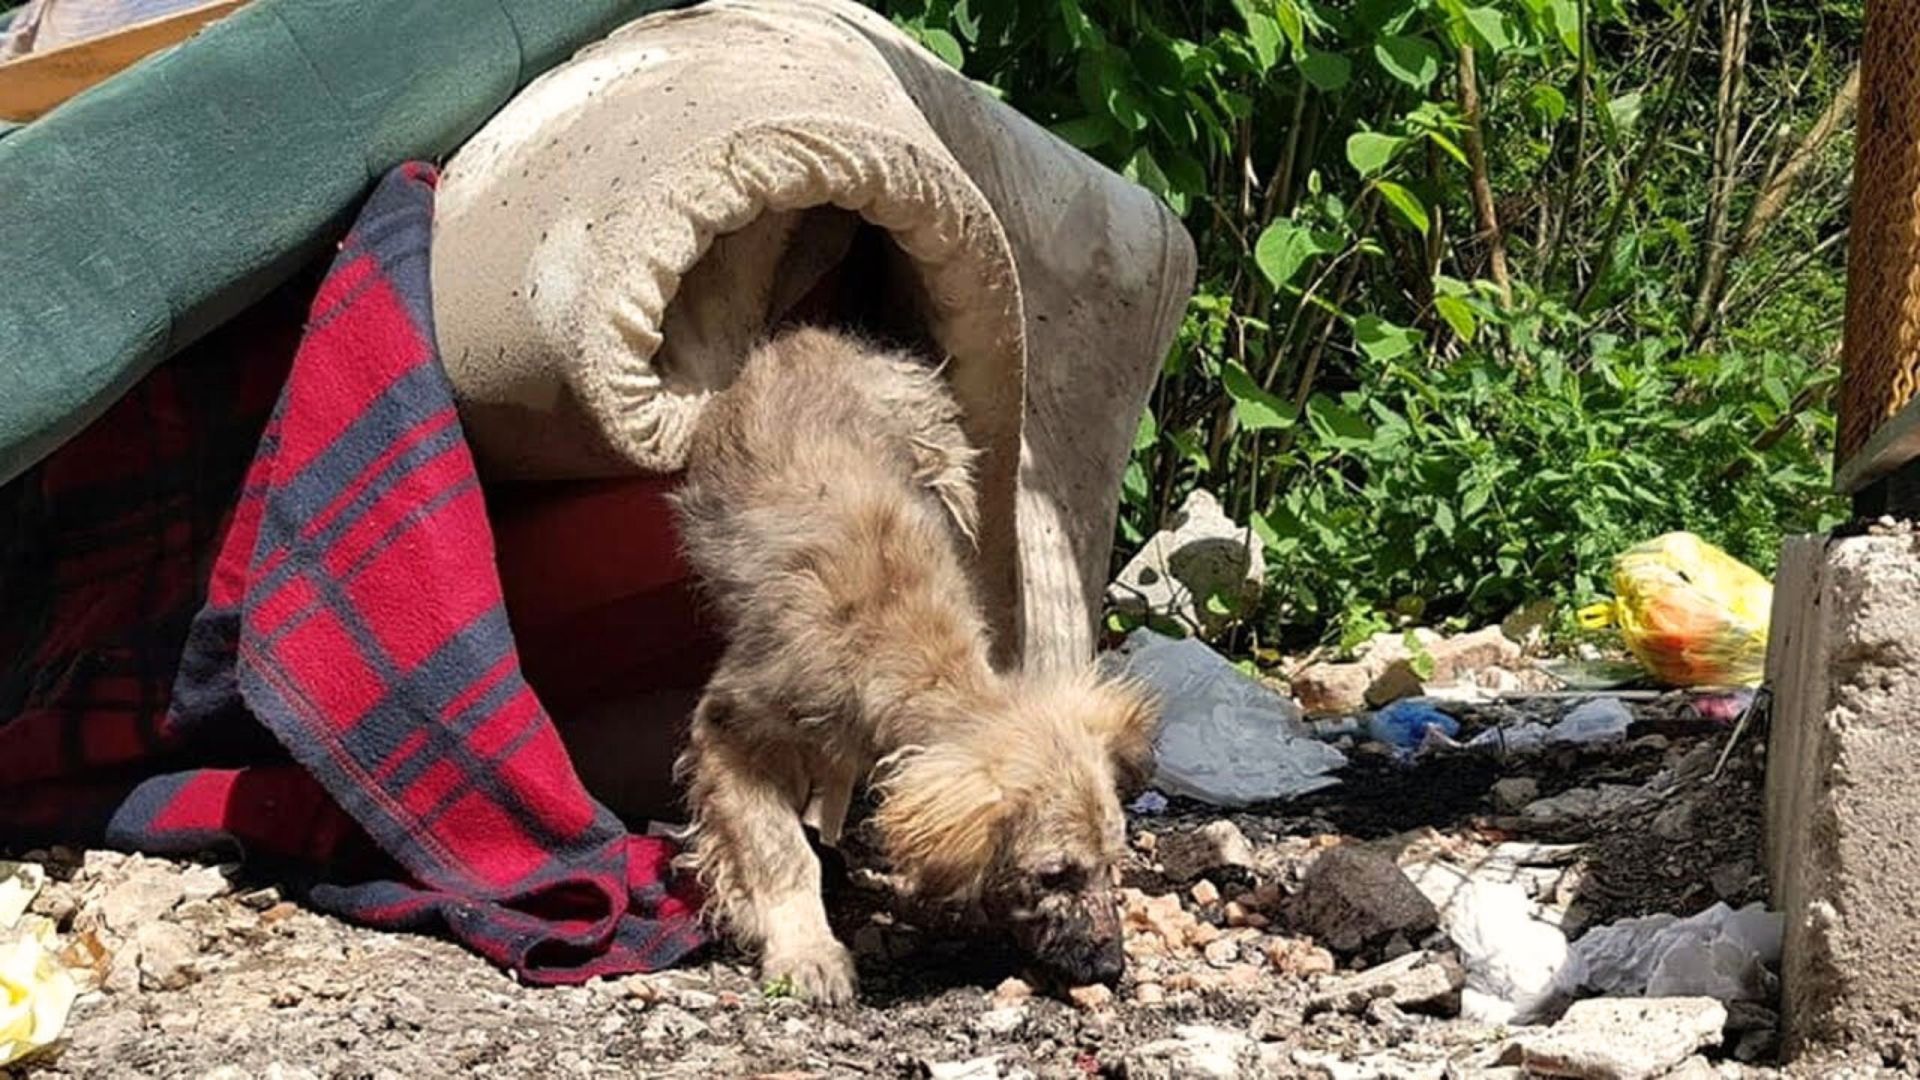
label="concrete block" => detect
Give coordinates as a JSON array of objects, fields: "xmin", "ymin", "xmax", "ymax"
[{"xmin": 1764, "ymin": 530, "xmax": 1920, "ymax": 1066}]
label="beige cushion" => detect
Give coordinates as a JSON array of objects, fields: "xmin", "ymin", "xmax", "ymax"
[{"xmin": 431, "ymin": 0, "xmax": 1194, "ymax": 670}]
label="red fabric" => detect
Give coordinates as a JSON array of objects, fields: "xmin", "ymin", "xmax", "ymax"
[
  {"xmin": 0, "ymin": 164, "xmax": 704, "ymax": 982},
  {"xmin": 492, "ymin": 478, "xmax": 722, "ymax": 713}
]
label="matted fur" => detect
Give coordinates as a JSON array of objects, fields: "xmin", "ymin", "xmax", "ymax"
[{"xmin": 672, "ymin": 327, "xmax": 1158, "ymax": 1003}]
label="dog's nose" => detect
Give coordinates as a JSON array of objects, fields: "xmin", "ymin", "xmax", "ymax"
[
  {"xmin": 1045, "ymin": 933, "xmax": 1124, "ymax": 987},
  {"xmin": 1082, "ymin": 936, "xmax": 1125, "ymax": 985}
]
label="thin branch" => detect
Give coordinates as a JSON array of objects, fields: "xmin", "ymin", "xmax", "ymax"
[{"xmin": 1458, "ymin": 42, "xmax": 1513, "ymax": 308}]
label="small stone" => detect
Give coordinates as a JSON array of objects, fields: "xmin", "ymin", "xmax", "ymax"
[
  {"xmin": 1264, "ymin": 937, "xmax": 1337, "ymax": 978},
  {"xmin": 1709, "ymin": 860, "xmax": 1753, "ymax": 901},
  {"xmin": 1304, "ymin": 951, "xmax": 1463, "ymax": 1016},
  {"xmin": 1203, "ymin": 939, "xmax": 1238, "ymax": 968},
  {"xmin": 1650, "ymin": 801, "xmax": 1694, "ymax": 841},
  {"xmin": 236, "ymin": 887, "xmax": 282, "ymax": 910},
  {"xmin": 1157, "ymin": 820, "xmax": 1258, "ymax": 883},
  {"xmin": 1288, "ymin": 845, "xmax": 1439, "ymax": 954},
  {"xmin": 1124, "ymin": 1025, "xmax": 1263, "ymax": 1079},
  {"xmin": 926, "ymin": 1056, "xmax": 1004, "ymax": 1080},
  {"xmin": 1511, "ymin": 997, "xmax": 1726, "ymax": 1080},
  {"xmin": 1133, "ymin": 982, "xmax": 1166, "ymax": 1005},
  {"xmin": 1732, "ymin": 1029, "xmax": 1779, "ymax": 1064},
  {"xmin": 974, "ymin": 1005, "xmax": 1028, "ymax": 1037},
  {"xmin": 1190, "ymin": 880, "xmax": 1221, "ymax": 907},
  {"xmin": 1722, "ymin": 1001, "xmax": 1779, "ymax": 1033},
  {"xmin": 135, "ymin": 921, "xmax": 199, "ymax": 991},
  {"xmin": 676, "ymin": 989, "xmax": 719, "ymax": 1010},
  {"xmin": 1133, "ymin": 830, "xmax": 1158, "ymax": 855},
  {"xmin": 625, "ymin": 975, "xmax": 664, "ymax": 1005},
  {"xmin": 1068, "ymin": 984, "xmax": 1114, "ymax": 1012},
  {"xmin": 96, "ymin": 864, "xmax": 187, "ymax": 934},
  {"xmin": 1223, "ymin": 900, "xmax": 1251, "ymax": 926},
  {"xmin": 1188, "ymin": 921, "xmax": 1221, "ymax": 947},
  {"xmin": 178, "ymin": 864, "xmax": 231, "ymax": 905},
  {"xmin": 990, "ymin": 976, "xmax": 1033, "ymax": 1007},
  {"xmin": 1218, "ymin": 963, "xmax": 1265, "ymax": 991},
  {"xmin": 638, "ymin": 1005, "xmax": 709, "ymax": 1044},
  {"xmin": 1292, "ymin": 662, "xmax": 1374, "ymax": 716},
  {"xmin": 1490, "ymin": 777, "xmax": 1540, "ymax": 812},
  {"xmin": 259, "ymin": 901, "xmax": 300, "ymax": 925}
]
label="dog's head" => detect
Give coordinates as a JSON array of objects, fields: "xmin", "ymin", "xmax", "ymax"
[{"xmin": 872, "ymin": 670, "xmax": 1159, "ymax": 988}]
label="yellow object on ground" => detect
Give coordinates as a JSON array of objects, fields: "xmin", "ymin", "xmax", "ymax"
[
  {"xmin": 0, "ymin": 918, "xmax": 78, "ymax": 1067},
  {"xmin": 1577, "ymin": 532, "xmax": 1774, "ymax": 687}
]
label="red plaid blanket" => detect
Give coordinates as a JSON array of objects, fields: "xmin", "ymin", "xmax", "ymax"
[{"xmin": 0, "ymin": 164, "xmax": 704, "ymax": 983}]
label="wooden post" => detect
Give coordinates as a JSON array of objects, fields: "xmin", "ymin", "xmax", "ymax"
[{"xmin": 1835, "ymin": 0, "xmax": 1920, "ymax": 503}]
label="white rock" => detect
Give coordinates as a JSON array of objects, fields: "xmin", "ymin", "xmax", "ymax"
[
  {"xmin": 1126, "ymin": 1025, "xmax": 1267, "ymax": 1079},
  {"xmin": 95, "ymin": 863, "xmax": 189, "ymax": 935},
  {"xmin": 1510, "ymin": 996, "xmax": 1727, "ymax": 1080},
  {"xmin": 136, "ymin": 921, "xmax": 200, "ymax": 991},
  {"xmin": 927, "ymin": 1056, "xmax": 1006, "ymax": 1080},
  {"xmin": 972, "ymin": 1006, "xmax": 1028, "ymax": 1037},
  {"xmin": 1108, "ymin": 489, "xmax": 1264, "ymax": 637},
  {"xmin": 0, "ymin": 861, "xmax": 46, "ymax": 929},
  {"xmin": 177, "ymin": 864, "xmax": 232, "ymax": 905}
]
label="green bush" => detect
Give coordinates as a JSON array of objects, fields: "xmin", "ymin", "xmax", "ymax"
[{"xmin": 872, "ymin": 0, "xmax": 1855, "ymax": 649}]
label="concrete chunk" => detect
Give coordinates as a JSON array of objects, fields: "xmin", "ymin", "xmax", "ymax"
[{"xmin": 1764, "ymin": 532, "xmax": 1920, "ymax": 1059}]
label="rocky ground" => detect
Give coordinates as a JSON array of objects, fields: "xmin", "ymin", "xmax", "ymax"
[{"xmin": 2, "ymin": 691, "xmax": 1844, "ymax": 1080}]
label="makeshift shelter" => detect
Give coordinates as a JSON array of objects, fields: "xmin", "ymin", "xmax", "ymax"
[{"xmin": 0, "ymin": 0, "xmax": 1194, "ymax": 981}]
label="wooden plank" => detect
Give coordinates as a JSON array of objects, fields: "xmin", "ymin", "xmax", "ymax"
[
  {"xmin": 0, "ymin": 0, "xmax": 247, "ymax": 122},
  {"xmin": 1834, "ymin": 392, "xmax": 1920, "ymax": 496}
]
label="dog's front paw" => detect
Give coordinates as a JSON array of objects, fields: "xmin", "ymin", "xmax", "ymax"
[{"xmin": 763, "ymin": 940, "xmax": 857, "ymax": 1005}]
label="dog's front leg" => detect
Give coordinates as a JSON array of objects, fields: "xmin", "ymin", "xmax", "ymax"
[{"xmin": 685, "ymin": 706, "xmax": 856, "ymax": 1004}]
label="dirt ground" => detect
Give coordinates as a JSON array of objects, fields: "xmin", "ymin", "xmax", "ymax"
[{"xmin": 2, "ymin": 699, "xmax": 1814, "ymax": 1080}]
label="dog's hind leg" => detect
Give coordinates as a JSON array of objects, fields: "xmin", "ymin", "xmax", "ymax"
[{"xmin": 682, "ymin": 694, "xmax": 856, "ymax": 1004}]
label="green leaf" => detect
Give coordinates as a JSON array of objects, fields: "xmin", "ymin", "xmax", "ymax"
[
  {"xmin": 1375, "ymin": 180, "xmax": 1430, "ymax": 233},
  {"xmin": 1169, "ymin": 429, "xmax": 1211, "ymax": 472},
  {"xmin": 1433, "ymin": 498, "xmax": 1458, "ymax": 537},
  {"xmin": 1246, "ymin": 13, "xmax": 1284, "ymax": 71},
  {"xmin": 1462, "ymin": 480, "xmax": 1493, "ymax": 518},
  {"xmin": 1049, "ymin": 115, "xmax": 1115, "ymax": 150},
  {"xmin": 919, "ymin": 27, "xmax": 965, "ymax": 69},
  {"xmin": 1435, "ymin": 295, "xmax": 1478, "ymax": 342},
  {"xmin": 1306, "ymin": 394, "xmax": 1375, "ymax": 447},
  {"xmin": 1353, "ymin": 315, "xmax": 1421, "ymax": 361},
  {"xmin": 1526, "ymin": 84, "xmax": 1569, "ymax": 125},
  {"xmin": 1134, "ymin": 408, "xmax": 1158, "ymax": 452},
  {"xmin": 1122, "ymin": 460, "xmax": 1150, "ymax": 503},
  {"xmin": 1548, "ymin": 0, "xmax": 1581, "ymax": 54},
  {"xmin": 1299, "ymin": 48, "xmax": 1352, "ymax": 91},
  {"xmin": 1255, "ymin": 220, "xmax": 1317, "ymax": 289},
  {"xmin": 1222, "ymin": 361, "xmax": 1297, "ymax": 431},
  {"xmin": 1605, "ymin": 91, "xmax": 1644, "ymax": 133},
  {"xmin": 1373, "ymin": 35, "xmax": 1441, "ymax": 89},
  {"xmin": 1274, "ymin": 0, "xmax": 1307, "ymax": 55},
  {"xmin": 1463, "ymin": 6, "xmax": 1511, "ymax": 50},
  {"xmin": 1251, "ymin": 510, "xmax": 1282, "ymax": 550},
  {"xmin": 1346, "ymin": 131, "xmax": 1404, "ymax": 176}
]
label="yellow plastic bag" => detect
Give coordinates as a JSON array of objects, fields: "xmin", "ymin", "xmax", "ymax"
[{"xmin": 1576, "ymin": 532, "xmax": 1773, "ymax": 687}]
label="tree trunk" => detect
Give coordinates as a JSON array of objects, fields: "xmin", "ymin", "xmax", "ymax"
[{"xmin": 1457, "ymin": 43, "xmax": 1513, "ymax": 309}]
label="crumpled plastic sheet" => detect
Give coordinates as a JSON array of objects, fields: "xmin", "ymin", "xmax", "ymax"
[
  {"xmin": 0, "ymin": 862, "xmax": 76, "ymax": 1068},
  {"xmin": 1103, "ymin": 630, "xmax": 1346, "ymax": 808},
  {"xmin": 1569, "ymin": 901, "xmax": 1784, "ymax": 1002}
]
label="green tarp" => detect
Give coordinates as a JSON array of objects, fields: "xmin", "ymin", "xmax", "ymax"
[{"xmin": 0, "ymin": 0, "xmax": 691, "ymax": 486}]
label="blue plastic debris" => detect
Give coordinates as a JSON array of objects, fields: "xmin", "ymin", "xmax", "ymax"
[
  {"xmin": 1128, "ymin": 790, "xmax": 1170, "ymax": 815},
  {"xmin": 1367, "ymin": 699, "xmax": 1461, "ymax": 750}
]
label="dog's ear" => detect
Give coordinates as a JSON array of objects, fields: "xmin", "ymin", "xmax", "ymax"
[
  {"xmin": 872, "ymin": 745, "xmax": 1010, "ymax": 900},
  {"xmin": 1080, "ymin": 675, "xmax": 1161, "ymax": 793}
]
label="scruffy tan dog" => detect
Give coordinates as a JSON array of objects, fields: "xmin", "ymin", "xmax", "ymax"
[{"xmin": 673, "ymin": 326, "xmax": 1158, "ymax": 1004}]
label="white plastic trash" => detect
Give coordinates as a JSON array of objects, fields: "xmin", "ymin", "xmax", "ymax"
[{"xmin": 1102, "ymin": 630, "xmax": 1346, "ymax": 808}]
